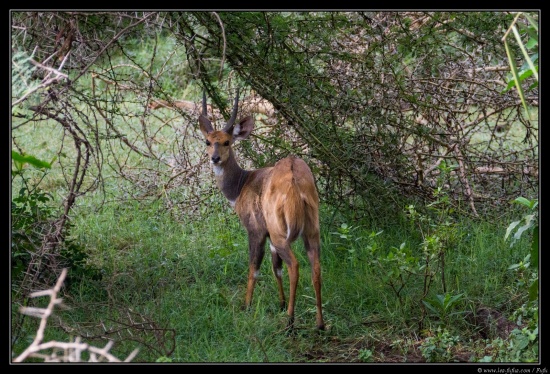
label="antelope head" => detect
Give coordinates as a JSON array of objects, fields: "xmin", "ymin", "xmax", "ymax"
[{"xmin": 198, "ymin": 90, "xmax": 255, "ymax": 166}]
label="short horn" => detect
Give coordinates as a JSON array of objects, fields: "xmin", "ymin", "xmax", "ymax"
[{"xmin": 223, "ymin": 88, "xmax": 240, "ymax": 132}]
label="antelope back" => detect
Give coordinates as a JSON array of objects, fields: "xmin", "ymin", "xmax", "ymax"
[{"xmin": 261, "ymin": 157, "xmax": 319, "ymax": 244}]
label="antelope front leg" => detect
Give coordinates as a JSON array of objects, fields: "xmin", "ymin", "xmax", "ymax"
[{"xmin": 245, "ymin": 235, "xmax": 266, "ymax": 309}]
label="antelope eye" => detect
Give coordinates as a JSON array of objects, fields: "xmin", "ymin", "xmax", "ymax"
[
  {"xmin": 206, "ymin": 141, "xmax": 211, "ymax": 146},
  {"xmin": 223, "ymin": 140, "xmax": 230, "ymax": 146}
]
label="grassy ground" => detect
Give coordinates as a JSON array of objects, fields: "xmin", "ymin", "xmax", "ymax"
[
  {"xmin": 11, "ymin": 103, "xmax": 536, "ymax": 363},
  {"xmin": 11, "ymin": 187, "xmax": 532, "ymax": 362}
]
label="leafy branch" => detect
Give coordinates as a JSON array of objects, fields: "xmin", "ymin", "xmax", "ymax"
[{"xmin": 502, "ymin": 12, "xmax": 538, "ymax": 120}]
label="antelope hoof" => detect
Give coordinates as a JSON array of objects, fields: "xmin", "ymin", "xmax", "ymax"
[{"xmin": 284, "ymin": 316, "xmax": 296, "ymax": 335}]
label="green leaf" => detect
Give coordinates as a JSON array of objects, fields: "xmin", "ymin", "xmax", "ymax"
[
  {"xmin": 446, "ymin": 293, "xmax": 464, "ymax": 307},
  {"xmin": 11, "ymin": 150, "xmax": 51, "ymax": 169},
  {"xmin": 525, "ymin": 38, "xmax": 538, "ymax": 49},
  {"xmin": 528, "ymin": 81, "xmax": 539, "ymax": 91},
  {"xmin": 512, "ymin": 25, "xmax": 538, "ymax": 82},
  {"xmin": 528, "ymin": 279, "xmax": 538, "ymax": 302},
  {"xmin": 525, "ymin": 38, "xmax": 539, "ymax": 49},
  {"xmin": 422, "ymin": 300, "xmax": 441, "ymax": 315},
  {"xmin": 513, "ymin": 196, "xmax": 534, "ymax": 209},
  {"xmin": 435, "ymin": 294, "xmax": 446, "ymax": 307},
  {"xmin": 523, "ymin": 13, "xmax": 538, "ymax": 32},
  {"xmin": 518, "ymin": 68, "xmax": 534, "ymax": 82},
  {"xmin": 513, "ymin": 219, "xmax": 534, "ymax": 241},
  {"xmin": 11, "ymin": 151, "xmax": 26, "ymax": 164},
  {"xmin": 502, "ymin": 80, "xmax": 517, "ymax": 93},
  {"xmin": 503, "ymin": 38, "xmax": 531, "ymax": 120},
  {"xmin": 505, "ymin": 220, "xmax": 521, "ymax": 241},
  {"xmin": 515, "ymin": 333, "xmax": 529, "ymax": 350}
]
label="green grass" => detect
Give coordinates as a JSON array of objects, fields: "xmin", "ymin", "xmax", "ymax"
[
  {"xmin": 11, "ymin": 109, "xmax": 535, "ymax": 362},
  {"xmin": 11, "ymin": 189, "xmax": 532, "ymax": 362}
]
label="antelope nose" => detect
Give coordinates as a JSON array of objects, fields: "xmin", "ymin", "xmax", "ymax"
[{"xmin": 211, "ymin": 156, "xmax": 221, "ymax": 164}]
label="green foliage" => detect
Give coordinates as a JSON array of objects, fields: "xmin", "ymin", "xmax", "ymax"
[
  {"xmin": 11, "ymin": 190, "xmax": 534, "ymax": 362},
  {"xmin": 368, "ymin": 241, "xmax": 418, "ymax": 305},
  {"xmin": 12, "ymin": 150, "xmax": 52, "ymax": 171},
  {"xmin": 11, "ymin": 151, "xmax": 56, "ymax": 282},
  {"xmin": 11, "ymin": 185, "xmax": 55, "ymax": 281},
  {"xmin": 419, "ymin": 327, "xmax": 460, "ymax": 362},
  {"xmin": 235, "ymin": 12, "xmax": 533, "ymax": 214},
  {"xmin": 359, "ymin": 162, "xmax": 468, "ymax": 327},
  {"xmin": 505, "ymin": 197, "xmax": 538, "ymax": 249},
  {"xmin": 422, "ymin": 293, "xmax": 465, "ymax": 326},
  {"xmin": 11, "ymin": 151, "xmax": 96, "ymax": 287},
  {"xmin": 478, "ymin": 196, "xmax": 539, "ymax": 363},
  {"xmin": 358, "ymin": 348, "xmax": 374, "ymax": 363},
  {"xmin": 505, "ymin": 196, "xmax": 538, "ymax": 303},
  {"xmin": 60, "ymin": 238, "xmax": 103, "ymax": 285},
  {"xmin": 330, "ymin": 223, "xmax": 376, "ymax": 262},
  {"xmin": 394, "ymin": 162, "xmax": 464, "ymax": 325},
  {"xmin": 489, "ymin": 325, "xmax": 538, "ymax": 363},
  {"xmin": 502, "ymin": 12, "xmax": 539, "ymax": 119}
]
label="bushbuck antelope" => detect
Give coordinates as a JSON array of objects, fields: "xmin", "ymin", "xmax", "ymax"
[{"xmin": 198, "ymin": 90, "xmax": 325, "ymax": 331}]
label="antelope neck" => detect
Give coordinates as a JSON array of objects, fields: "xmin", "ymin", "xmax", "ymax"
[{"xmin": 214, "ymin": 149, "xmax": 249, "ymax": 204}]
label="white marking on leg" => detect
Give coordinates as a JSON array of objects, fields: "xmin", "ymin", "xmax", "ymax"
[
  {"xmin": 254, "ymin": 270, "xmax": 260, "ymax": 279},
  {"xmin": 269, "ymin": 243, "xmax": 277, "ymax": 254}
]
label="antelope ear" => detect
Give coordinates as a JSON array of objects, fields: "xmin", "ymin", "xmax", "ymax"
[
  {"xmin": 199, "ymin": 115, "xmax": 214, "ymax": 137},
  {"xmin": 232, "ymin": 116, "xmax": 254, "ymax": 141}
]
